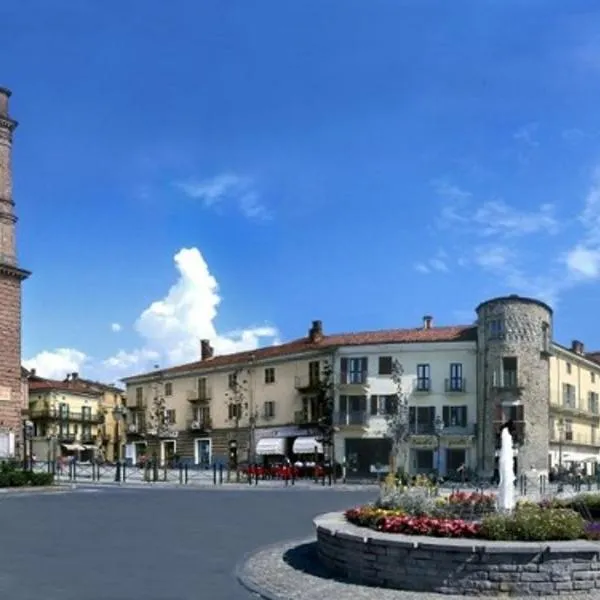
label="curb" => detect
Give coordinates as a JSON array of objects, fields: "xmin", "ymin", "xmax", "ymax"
[{"xmin": 235, "ymin": 536, "xmax": 314, "ymax": 600}]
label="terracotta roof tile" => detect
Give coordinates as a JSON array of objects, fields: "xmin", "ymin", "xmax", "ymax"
[
  {"xmin": 28, "ymin": 378, "xmax": 103, "ymax": 396},
  {"xmin": 123, "ymin": 324, "xmax": 476, "ymax": 381}
]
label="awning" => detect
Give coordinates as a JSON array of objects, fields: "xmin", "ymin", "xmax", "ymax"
[
  {"xmin": 62, "ymin": 443, "xmax": 85, "ymax": 451},
  {"xmin": 83, "ymin": 445, "xmax": 96, "ymax": 451},
  {"xmin": 292, "ymin": 437, "xmax": 323, "ymax": 455},
  {"xmin": 255, "ymin": 438, "xmax": 286, "ymax": 456}
]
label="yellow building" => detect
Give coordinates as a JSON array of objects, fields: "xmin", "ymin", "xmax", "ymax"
[
  {"xmin": 123, "ymin": 331, "xmax": 333, "ymax": 466},
  {"xmin": 549, "ymin": 340, "xmax": 600, "ymax": 474},
  {"xmin": 27, "ymin": 374, "xmax": 104, "ymax": 462}
]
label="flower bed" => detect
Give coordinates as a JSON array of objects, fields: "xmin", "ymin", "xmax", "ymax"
[{"xmin": 347, "ymin": 490, "xmax": 600, "ymax": 541}]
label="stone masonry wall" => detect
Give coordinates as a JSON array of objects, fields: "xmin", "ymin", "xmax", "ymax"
[
  {"xmin": 315, "ymin": 512, "xmax": 600, "ymax": 596},
  {"xmin": 476, "ymin": 296, "xmax": 552, "ymax": 478}
]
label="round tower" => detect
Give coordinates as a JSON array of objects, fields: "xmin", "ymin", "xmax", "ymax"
[{"xmin": 475, "ymin": 295, "xmax": 552, "ymax": 480}]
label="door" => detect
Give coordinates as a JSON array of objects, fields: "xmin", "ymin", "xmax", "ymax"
[{"xmin": 196, "ymin": 439, "xmax": 211, "ymax": 467}]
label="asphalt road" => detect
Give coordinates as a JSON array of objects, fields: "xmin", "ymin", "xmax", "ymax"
[{"xmin": 0, "ymin": 486, "xmax": 374, "ymax": 600}]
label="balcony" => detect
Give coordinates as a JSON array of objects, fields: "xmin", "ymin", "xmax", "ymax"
[
  {"xmin": 128, "ymin": 402, "xmax": 146, "ymax": 412},
  {"xmin": 550, "ymin": 401, "xmax": 600, "ymax": 420},
  {"xmin": 29, "ymin": 409, "xmax": 104, "ymax": 424},
  {"xmin": 338, "ymin": 371, "xmax": 368, "ymax": 387},
  {"xmin": 492, "ymin": 371, "xmax": 522, "ymax": 391},
  {"xmin": 127, "ymin": 422, "xmax": 146, "ymax": 435},
  {"xmin": 550, "ymin": 431, "xmax": 599, "ymax": 446},
  {"xmin": 445, "ymin": 378, "xmax": 467, "ymax": 394},
  {"xmin": 333, "ymin": 411, "xmax": 368, "ymax": 427},
  {"xmin": 80, "ymin": 433, "xmax": 96, "ymax": 444},
  {"xmin": 294, "ymin": 375, "xmax": 321, "ymax": 391},
  {"xmin": 186, "ymin": 388, "xmax": 212, "ymax": 403},
  {"xmin": 412, "ymin": 378, "xmax": 431, "ymax": 394},
  {"xmin": 187, "ymin": 417, "xmax": 212, "ymax": 432},
  {"xmin": 294, "ymin": 410, "xmax": 314, "ymax": 426}
]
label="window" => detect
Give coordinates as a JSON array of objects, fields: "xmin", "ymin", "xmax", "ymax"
[
  {"xmin": 501, "ymin": 356, "xmax": 518, "ymax": 387},
  {"xmin": 592, "ymin": 425, "xmax": 598, "ymax": 445},
  {"xmin": 228, "ymin": 403, "xmax": 242, "ymax": 420},
  {"xmin": 589, "ymin": 392, "xmax": 599, "ymax": 414},
  {"xmin": 340, "ymin": 357, "xmax": 368, "ymax": 384},
  {"xmin": 378, "ymin": 356, "xmax": 393, "ymax": 375},
  {"xmin": 164, "ymin": 382, "xmax": 173, "ymax": 396},
  {"xmin": 195, "ymin": 406, "xmax": 210, "ymax": 425},
  {"xmin": 442, "ymin": 405, "xmax": 467, "ymax": 428},
  {"xmin": 592, "ymin": 372, "xmax": 597, "ymax": 384},
  {"xmin": 416, "ymin": 364, "xmax": 430, "ymax": 391},
  {"xmin": 409, "ymin": 406, "xmax": 435, "ymax": 433},
  {"xmin": 82, "ymin": 406, "xmax": 91, "ymax": 422},
  {"xmin": 198, "ymin": 377, "xmax": 209, "ymax": 399},
  {"xmin": 308, "ymin": 361, "xmax": 320, "ymax": 384},
  {"xmin": 562, "ymin": 383, "xmax": 577, "ymax": 408},
  {"xmin": 369, "ymin": 394, "xmax": 397, "ymax": 416},
  {"xmin": 564, "ymin": 418, "xmax": 573, "ymax": 441},
  {"xmin": 135, "ymin": 387, "xmax": 143, "ymax": 405},
  {"xmin": 228, "ymin": 372, "xmax": 237, "ymax": 389},
  {"xmin": 59, "ymin": 403, "xmax": 69, "ymax": 418},
  {"xmin": 415, "ymin": 450, "xmax": 434, "ymax": 471},
  {"xmin": 448, "ymin": 363, "xmax": 463, "ymax": 391},
  {"xmin": 338, "ymin": 395, "xmax": 367, "ymax": 424},
  {"xmin": 489, "ymin": 318, "xmax": 504, "ymax": 339},
  {"xmin": 165, "ymin": 409, "xmax": 176, "ymax": 425},
  {"xmin": 263, "ymin": 401, "xmax": 275, "ymax": 418},
  {"xmin": 264, "ymin": 367, "xmax": 275, "ymax": 384},
  {"xmin": 566, "ymin": 363, "xmax": 572, "ymax": 375},
  {"xmin": 542, "ymin": 322, "xmax": 550, "ymax": 353}
]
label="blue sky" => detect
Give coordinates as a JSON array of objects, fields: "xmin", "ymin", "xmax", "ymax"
[{"xmin": 4, "ymin": 1, "xmax": 600, "ymax": 382}]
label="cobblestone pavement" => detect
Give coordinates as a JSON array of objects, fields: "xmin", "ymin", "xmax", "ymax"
[
  {"xmin": 238, "ymin": 538, "xmax": 596, "ymax": 600},
  {"xmin": 0, "ymin": 486, "xmax": 374, "ymax": 600}
]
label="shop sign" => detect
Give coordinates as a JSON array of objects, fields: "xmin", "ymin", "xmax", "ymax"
[
  {"xmin": 410, "ymin": 435, "xmax": 436, "ymax": 448},
  {"xmin": 445, "ymin": 436, "xmax": 473, "ymax": 449}
]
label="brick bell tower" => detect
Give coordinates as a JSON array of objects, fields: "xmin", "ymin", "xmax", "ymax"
[{"xmin": 0, "ymin": 87, "xmax": 30, "ymax": 450}]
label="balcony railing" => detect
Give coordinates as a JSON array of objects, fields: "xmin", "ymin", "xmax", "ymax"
[
  {"xmin": 550, "ymin": 431, "xmax": 598, "ymax": 446},
  {"xmin": 333, "ymin": 411, "xmax": 368, "ymax": 427},
  {"xmin": 413, "ymin": 378, "xmax": 431, "ymax": 393},
  {"xmin": 127, "ymin": 422, "xmax": 146, "ymax": 435},
  {"xmin": 187, "ymin": 417, "xmax": 212, "ymax": 431},
  {"xmin": 29, "ymin": 409, "xmax": 104, "ymax": 424},
  {"xmin": 492, "ymin": 371, "xmax": 520, "ymax": 390},
  {"xmin": 294, "ymin": 410, "xmax": 313, "ymax": 425},
  {"xmin": 186, "ymin": 388, "xmax": 212, "ymax": 403},
  {"xmin": 339, "ymin": 371, "xmax": 368, "ymax": 386},
  {"xmin": 294, "ymin": 375, "xmax": 322, "ymax": 391},
  {"xmin": 445, "ymin": 378, "xmax": 467, "ymax": 393},
  {"xmin": 550, "ymin": 401, "xmax": 600, "ymax": 418}
]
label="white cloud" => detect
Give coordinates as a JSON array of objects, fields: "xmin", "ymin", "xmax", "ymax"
[
  {"xmin": 565, "ymin": 246, "xmax": 600, "ymax": 279},
  {"xmin": 25, "ymin": 247, "xmax": 280, "ymax": 382},
  {"xmin": 176, "ymin": 173, "xmax": 271, "ymax": 221},
  {"xmin": 23, "ymin": 348, "xmax": 87, "ymax": 380},
  {"xmin": 110, "ymin": 323, "xmax": 122, "ymax": 333},
  {"xmin": 414, "ymin": 251, "xmax": 449, "ymax": 274},
  {"xmin": 513, "ymin": 123, "xmax": 539, "ymax": 149},
  {"xmin": 106, "ymin": 248, "xmax": 278, "ymax": 368},
  {"xmin": 473, "ymin": 245, "xmax": 514, "ymax": 270}
]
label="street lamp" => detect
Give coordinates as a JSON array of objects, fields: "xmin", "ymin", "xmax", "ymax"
[
  {"xmin": 434, "ymin": 415, "xmax": 445, "ymax": 478},
  {"xmin": 113, "ymin": 404, "xmax": 127, "ymax": 482}
]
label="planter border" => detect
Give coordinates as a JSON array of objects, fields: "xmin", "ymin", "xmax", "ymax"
[{"xmin": 314, "ymin": 512, "xmax": 600, "ymax": 596}]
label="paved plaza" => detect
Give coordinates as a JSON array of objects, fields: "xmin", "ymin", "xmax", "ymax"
[{"xmin": 0, "ymin": 486, "xmax": 373, "ymax": 600}]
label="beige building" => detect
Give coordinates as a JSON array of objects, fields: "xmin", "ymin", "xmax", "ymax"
[
  {"xmin": 122, "ymin": 329, "xmax": 333, "ymax": 466},
  {"xmin": 548, "ymin": 340, "xmax": 600, "ymax": 473},
  {"xmin": 27, "ymin": 374, "xmax": 104, "ymax": 462}
]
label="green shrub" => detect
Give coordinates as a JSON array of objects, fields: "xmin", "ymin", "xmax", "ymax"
[
  {"xmin": 0, "ymin": 470, "xmax": 28, "ymax": 488},
  {"xmin": 28, "ymin": 472, "xmax": 54, "ymax": 486},
  {"xmin": 481, "ymin": 506, "xmax": 584, "ymax": 541}
]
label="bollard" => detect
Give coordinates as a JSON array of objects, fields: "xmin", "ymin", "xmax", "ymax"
[
  {"xmin": 185, "ymin": 464, "xmax": 189, "ymax": 484},
  {"xmin": 179, "ymin": 464, "xmax": 183, "ymax": 485},
  {"xmin": 291, "ymin": 467, "xmax": 295, "ymax": 486},
  {"xmin": 254, "ymin": 466, "xmax": 258, "ymax": 486},
  {"xmin": 71, "ymin": 461, "xmax": 76, "ymax": 481},
  {"xmin": 213, "ymin": 463, "xmax": 217, "ymax": 485},
  {"xmin": 122, "ymin": 462, "xmax": 127, "ymax": 482},
  {"xmin": 163, "ymin": 462, "xmax": 167, "ymax": 482},
  {"xmin": 115, "ymin": 460, "xmax": 122, "ymax": 483},
  {"xmin": 328, "ymin": 466, "xmax": 332, "ymax": 487},
  {"xmin": 219, "ymin": 464, "xmax": 224, "ymax": 485},
  {"xmin": 153, "ymin": 459, "xmax": 159, "ymax": 483}
]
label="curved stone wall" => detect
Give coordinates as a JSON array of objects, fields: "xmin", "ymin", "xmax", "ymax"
[
  {"xmin": 315, "ymin": 512, "xmax": 600, "ymax": 596},
  {"xmin": 475, "ymin": 295, "xmax": 553, "ymax": 480}
]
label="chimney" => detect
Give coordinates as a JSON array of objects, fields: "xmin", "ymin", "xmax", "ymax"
[
  {"xmin": 423, "ymin": 315, "xmax": 433, "ymax": 330},
  {"xmin": 309, "ymin": 320, "xmax": 323, "ymax": 343},
  {"xmin": 200, "ymin": 339, "xmax": 214, "ymax": 361},
  {"xmin": 0, "ymin": 87, "xmax": 12, "ymax": 118},
  {"xmin": 571, "ymin": 340, "xmax": 584, "ymax": 355},
  {"xmin": 72, "ymin": 372, "xmax": 78, "ymax": 380},
  {"xmin": 30, "ymin": 368, "xmax": 36, "ymax": 377}
]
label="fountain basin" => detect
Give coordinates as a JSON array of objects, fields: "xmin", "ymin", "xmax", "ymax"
[{"xmin": 315, "ymin": 511, "xmax": 600, "ymax": 596}]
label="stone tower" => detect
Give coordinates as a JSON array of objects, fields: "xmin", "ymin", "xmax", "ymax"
[
  {"xmin": 476, "ymin": 295, "xmax": 552, "ymax": 479},
  {"xmin": 0, "ymin": 87, "xmax": 30, "ymax": 445}
]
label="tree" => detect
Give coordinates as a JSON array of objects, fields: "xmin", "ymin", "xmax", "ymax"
[
  {"xmin": 224, "ymin": 368, "xmax": 256, "ymax": 464},
  {"xmin": 385, "ymin": 359, "xmax": 410, "ymax": 478},
  {"xmin": 314, "ymin": 361, "xmax": 336, "ymax": 468}
]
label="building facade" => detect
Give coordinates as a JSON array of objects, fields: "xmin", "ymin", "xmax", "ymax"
[
  {"xmin": 0, "ymin": 87, "xmax": 30, "ymax": 456},
  {"xmin": 27, "ymin": 376, "xmax": 104, "ymax": 462},
  {"xmin": 120, "ymin": 295, "xmax": 600, "ymax": 478}
]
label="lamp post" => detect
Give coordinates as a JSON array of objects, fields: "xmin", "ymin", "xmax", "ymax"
[
  {"xmin": 113, "ymin": 404, "xmax": 126, "ymax": 482},
  {"xmin": 434, "ymin": 415, "xmax": 445, "ymax": 479},
  {"xmin": 22, "ymin": 420, "xmax": 33, "ymax": 471}
]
